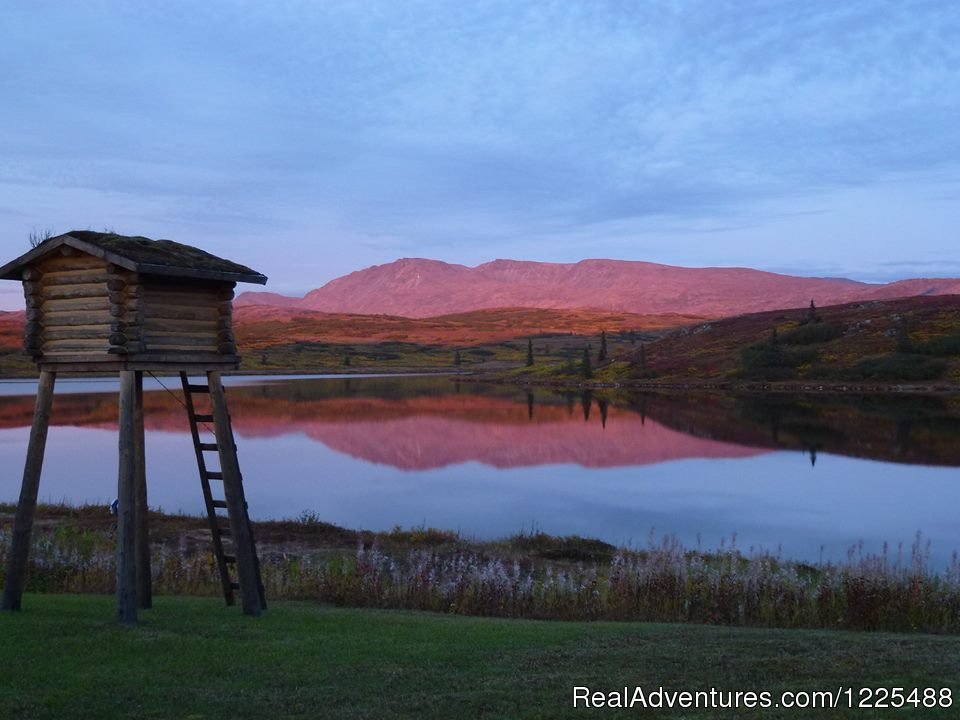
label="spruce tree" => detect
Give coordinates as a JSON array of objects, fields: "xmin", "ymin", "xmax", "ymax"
[
  {"xmin": 526, "ymin": 338, "xmax": 534, "ymax": 366},
  {"xmin": 767, "ymin": 327, "xmax": 784, "ymax": 367},
  {"xmin": 454, "ymin": 349, "xmax": 462, "ymax": 366},
  {"xmin": 598, "ymin": 330, "xmax": 608, "ymax": 362},
  {"xmin": 896, "ymin": 326, "xmax": 913, "ymax": 354},
  {"xmin": 581, "ymin": 346, "xmax": 593, "ymax": 379}
]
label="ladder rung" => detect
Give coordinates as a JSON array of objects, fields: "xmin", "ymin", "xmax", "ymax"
[
  {"xmin": 211, "ymin": 500, "xmax": 228, "ymax": 509},
  {"xmin": 224, "ymin": 555, "xmax": 236, "ymax": 564},
  {"xmin": 193, "ymin": 414, "xmax": 214, "ymax": 424},
  {"xmin": 199, "ymin": 443, "xmax": 218, "ymax": 451},
  {"xmin": 217, "ymin": 528, "xmax": 231, "ymax": 537},
  {"xmin": 186, "ymin": 384, "xmax": 210, "ymax": 393},
  {"xmin": 206, "ymin": 471, "xmax": 224, "ymax": 480}
]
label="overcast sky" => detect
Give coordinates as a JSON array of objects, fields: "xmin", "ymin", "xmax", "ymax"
[{"xmin": 1, "ymin": 0, "xmax": 958, "ymax": 307}]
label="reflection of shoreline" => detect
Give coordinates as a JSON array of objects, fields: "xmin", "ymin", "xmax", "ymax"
[
  {"xmin": 631, "ymin": 392, "xmax": 960, "ymax": 468},
  {"xmin": 0, "ymin": 380, "xmax": 958, "ymax": 468},
  {"xmin": 0, "ymin": 390, "xmax": 761, "ymax": 470}
]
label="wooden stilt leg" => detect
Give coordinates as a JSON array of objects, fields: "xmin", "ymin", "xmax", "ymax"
[
  {"xmin": 208, "ymin": 372, "xmax": 263, "ymax": 617},
  {"xmin": 117, "ymin": 370, "xmax": 138, "ymax": 624},
  {"xmin": 134, "ymin": 371, "xmax": 151, "ymax": 609},
  {"xmin": 1, "ymin": 371, "xmax": 56, "ymax": 611}
]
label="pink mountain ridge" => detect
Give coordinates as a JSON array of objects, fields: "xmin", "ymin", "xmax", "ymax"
[{"xmin": 236, "ymin": 258, "xmax": 960, "ymax": 319}]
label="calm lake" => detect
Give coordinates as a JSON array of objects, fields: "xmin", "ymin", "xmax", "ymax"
[{"xmin": 2, "ymin": 374, "xmax": 959, "ymax": 568}]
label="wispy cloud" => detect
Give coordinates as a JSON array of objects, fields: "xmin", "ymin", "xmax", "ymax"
[{"xmin": 0, "ymin": 0, "xmax": 957, "ymax": 297}]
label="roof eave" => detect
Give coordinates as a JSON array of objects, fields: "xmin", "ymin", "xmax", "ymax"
[
  {"xmin": 0, "ymin": 234, "xmax": 267, "ymax": 285},
  {"xmin": 135, "ymin": 263, "xmax": 268, "ymax": 285},
  {"xmin": 0, "ymin": 235, "xmax": 72, "ymax": 280},
  {"xmin": 0, "ymin": 234, "xmax": 141, "ymax": 280}
]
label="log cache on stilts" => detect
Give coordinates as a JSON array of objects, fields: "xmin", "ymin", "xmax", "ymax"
[{"xmin": 0, "ymin": 231, "xmax": 269, "ymax": 623}]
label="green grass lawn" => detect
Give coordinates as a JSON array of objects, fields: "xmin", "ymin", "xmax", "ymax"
[{"xmin": 1, "ymin": 595, "xmax": 958, "ymax": 719}]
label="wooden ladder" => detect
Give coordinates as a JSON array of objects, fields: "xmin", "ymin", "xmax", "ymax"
[{"xmin": 180, "ymin": 372, "xmax": 266, "ymax": 615}]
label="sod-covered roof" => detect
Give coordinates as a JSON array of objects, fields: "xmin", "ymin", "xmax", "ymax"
[{"xmin": 0, "ymin": 231, "xmax": 267, "ymax": 285}]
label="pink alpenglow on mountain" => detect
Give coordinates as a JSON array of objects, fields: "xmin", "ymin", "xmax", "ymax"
[{"xmin": 236, "ymin": 258, "xmax": 960, "ymax": 319}]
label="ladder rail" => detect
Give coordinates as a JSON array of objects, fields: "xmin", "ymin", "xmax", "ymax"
[
  {"xmin": 207, "ymin": 371, "xmax": 265, "ymax": 616},
  {"xmin": 180, "ymin": 372, "xmax": 235, "ymax": 606},
  {"xmin": 214, "ymin": 399, "xmax": 267, "ymax": 611}
]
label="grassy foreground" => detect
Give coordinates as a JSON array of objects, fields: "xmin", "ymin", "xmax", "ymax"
[{"xmin": 1, "ymin": 595, "xmax": 958, "ymax": 719}]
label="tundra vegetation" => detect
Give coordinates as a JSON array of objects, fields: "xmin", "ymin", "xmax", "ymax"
[
  {"xmin": 501, "ymin": 295, "xmax": 960, "ymax": 386},
  {"xmin": 0, "ymin": 306, "xmax": 660, "ymax": 378},
  {"xmin": 3, "ymin": 503, "xmax": 959, "ymax": 634},
  {"xmin": 3, "ymin": 291, "xmax": 955, "ymax": 384}
]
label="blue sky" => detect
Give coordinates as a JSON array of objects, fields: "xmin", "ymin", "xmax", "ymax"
[{"xmin": 1, "ymin": 0, "xmax": 958, "ymax": 306}]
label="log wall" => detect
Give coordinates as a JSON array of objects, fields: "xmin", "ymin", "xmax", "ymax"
[
  {"xmin": 140, "ymin": 281, "xmax": 234, "ymax": 355},
  {"xmin": 21, "ymin": 248, "xmax": 238, "ymax": 366},
  {"xmin": 25, "ymin": 253, "xmax": 127, "ymax": 360}
]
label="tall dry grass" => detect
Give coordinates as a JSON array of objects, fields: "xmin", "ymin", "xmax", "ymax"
[{"xmin": 3, "ymin": 524, "xmax": 958, "ymax": 633}]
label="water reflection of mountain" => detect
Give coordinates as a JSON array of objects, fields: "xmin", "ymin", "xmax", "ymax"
[
  {"xmin": 0, "ymin": 382, "xmax": 760, "ymax": 469},
  {"xmin": 0, "ymin": 378, "xmax": 957, "ymax": 468},
  {"xmin": 237, "ymin": 400, "xmax": 762, "ymax": 469}
]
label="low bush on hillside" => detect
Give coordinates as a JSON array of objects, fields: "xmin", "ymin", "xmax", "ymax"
[
  {"xmin": 780, "ymin": 323, "xmax": 845, "ymax": 345},
  {"xmin": 856, "ymin": 353, "xmax": 947, "ymax": 381},
  {"xmin": 915, "ymin": 336, "xmax": 960, "ymax": 357},
  {"xmin": 504, "ymin": 531, "xmax": 615, "ymax": 563},
  {"xmin": 739, "ymin": 338, "xmax": 817, "ymax": 379}
]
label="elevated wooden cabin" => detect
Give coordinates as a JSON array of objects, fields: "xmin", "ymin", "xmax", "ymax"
[
  {"xmin": 0, "ymin": 232, "xmax": 269, "ymax": 623},
  {"xmin": 0, "ymin": 231, "xmax": 267, "ymax": 372}
]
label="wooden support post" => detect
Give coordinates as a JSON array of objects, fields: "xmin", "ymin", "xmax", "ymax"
[
  {"xmin": 1, "ymin": 371, "xmax": 56, "ymax": 611},
  {"xmin": 208, "ymin": 372, "xmax": 263, "ymax": 617},
  {"xmin": 117, "ymin": 370, "xmax": 138, "ymax": 624},
  {"xmin": 134, "ymin": 371, "xmax": 151, "ymax": 609}
]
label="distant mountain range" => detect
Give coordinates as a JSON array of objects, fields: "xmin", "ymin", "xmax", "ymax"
[{"xmin": 236, "ymin": 258, "xmax": 960, "ymax": 319}]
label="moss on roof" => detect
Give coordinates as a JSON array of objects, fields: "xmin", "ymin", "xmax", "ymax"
[
  {"xmin": 0, "ymin": 231, "xmax": 267, "ymax": 284},
  {"xmin": 65, "ymin": 231, "xmax": 263, "ymax": 278}
]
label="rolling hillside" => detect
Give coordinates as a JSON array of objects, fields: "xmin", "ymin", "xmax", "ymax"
[
  {"xmin": 622, "ymin": 295, "xmax": 960, "ymax": 384},
  {"xmin": 232, "ymin": 306, "xmax": 698, "ymax": 349},
  {"xmin": 237, "ymin": 258, "xmax": 960, "ymax": 318}
]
